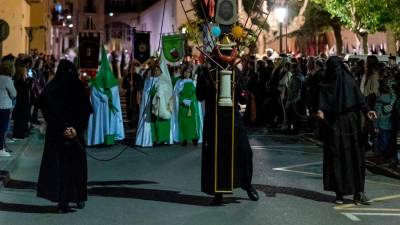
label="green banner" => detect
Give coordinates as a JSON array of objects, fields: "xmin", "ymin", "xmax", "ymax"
[{"xmin": 162, "ymin": 34, "xmax": 185, "ymax": 63}]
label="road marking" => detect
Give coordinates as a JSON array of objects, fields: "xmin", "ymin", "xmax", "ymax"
[
  {"xmin": 252, "ymin": 148, "xmax": 322, "ymax": 154},
  {"xmin": 366, "ymin": 179, "xmax": 400, "ymax": 188},
  {"xmin": 342, "ymin": 213, "xmax": 361, "ymax": 221},
  {"xmin": 335, "ymin": 194, "xmax": 400, "ymax": 210},
  {"xmin": 338, "ymin": 208, "xmax": 400, "ymax": 212},
  {"xmin": 273, "ymin": 162, "xmax": 400, "ymax": 188},
  {"xmin": 252, "ymin": 145, "xmax": 320, "ymax": 148},
  {"xmin": 273, "ymin": 168, "xmax": 321, "ymax": 176},
  {"xmin": 342, "ymin": 212, "xmax": 400, "ymax": 221},
  {"xmin": 249, "ymin": 134, "xmax": 295, "ymax": 137},
  {"xmin": 274, "ymin": 162, "xmax": 400, "ymax": 221},
  {"xmin": 371, "ymin": 194, "xmax": 400, "ymax": 202},
  {"xmin": 273, "ymin": 161, "xmax": 322, "ymax": 170}
]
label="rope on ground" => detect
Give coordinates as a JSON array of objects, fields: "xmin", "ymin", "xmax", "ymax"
[{"xmin": 73, "ymin": 138, "xmax": 145, "ymax": 162}]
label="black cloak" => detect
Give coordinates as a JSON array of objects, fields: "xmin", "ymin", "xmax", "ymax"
[
  {"xmin": 37, "ymin": 59, "xmax": 93, "ymax": 203},
  {"xmin": 319, "ymin": 56, "xmax": 368, "ymax": 195},
  {"xmin": 197, "ymin": 67, "xmax": 253, "ymax": 195}
]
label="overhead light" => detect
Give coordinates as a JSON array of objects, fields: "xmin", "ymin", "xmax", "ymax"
[
  {"xmin": 275, "ymin": 7, "xmax": 287, "ymax": 23},
  {"xmin": 109, "ymin": 12, "xmax": 114, "ymax": 17},
  {"xmin": 55, "ymin": 3, "xmax": 62, "ymax": 13},
  {"xmin": 66, "ymin": 15, "xmax": 72, "ymax": 20},
  {"xmin": 181, "ymin": 27, "xmax": 187, "ymax": 34},
  {"xmin": 68, "ymin": 24, "xmax": 74, "ymax": 28}
]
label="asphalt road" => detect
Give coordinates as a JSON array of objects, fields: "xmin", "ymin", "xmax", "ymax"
[{"xmin": 1, "ymin": 128, "xmax": 400, "ymax": 225}]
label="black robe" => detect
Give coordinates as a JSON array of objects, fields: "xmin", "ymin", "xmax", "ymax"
[
  {"xmin": 197, "ymin": 67, "xmax": 253, "ymax": 195},
  {"xmin": 12, "ymin": 78, "xmax": 31, "ymax": 138},
  {"xmin": 319, "ymin": 56, "xmax": 369, "ymax": 195},
  {"xmin": 37, "ymin": 60, "xmax": 93, "ymax": 203}
]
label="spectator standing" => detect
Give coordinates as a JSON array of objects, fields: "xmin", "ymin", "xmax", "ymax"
[
  {"xmin": 284, "ymin": 62, "xmax": 306, "ymax": 133},
  {"xmin": 31, "ymin": 58, "xmax": 47, "ymax": 124},
  {"xmin": 12, "ymin": 62, "xmax": 31, "ymax": 139},
  {"xmin": 0, "ymin": 60, "xmax": 17, "ymax": 157}
]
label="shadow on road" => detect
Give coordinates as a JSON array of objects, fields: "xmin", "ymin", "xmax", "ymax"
[
  {"xmin": 87, "ymin": 186, "xmax": 243, "ymax": 206},
  {"xmin": 1, "ymin": 179, "xmax": 242, "ymax": 213},
  {"xmin": 254, "ymin": 184, "xmax": 338, "ymax": 203},
  {"xmin": 1, "ymin": 180, "xmax": 342, "ymax": 214},
  {"xmin": 4, "ymin": 179, "xmax": 157, "ymax": 190},
  {"xmin": 0, "ymin": 201, "xmax": 57, "ymax": 214}
]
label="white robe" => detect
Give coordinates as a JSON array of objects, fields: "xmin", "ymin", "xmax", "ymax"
[
  {"xmin": 87, "ymin": 86, "xmax": 125, "ymax": 146},
  {"xmin": 135, "ymin": 76, "xmax": 158, "ymax": 147},
  {"xmin": 136, "ymin": 59, "xmax": 174, "ymax": 146}
]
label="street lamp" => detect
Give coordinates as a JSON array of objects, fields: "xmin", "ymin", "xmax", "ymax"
[
  {"xmin": 275, "ymin": 7, "xmax": 287, "ymax": 53},
  {"xmin": 181, "ymin": 27, "xmax": 187, "ymax": 34}
]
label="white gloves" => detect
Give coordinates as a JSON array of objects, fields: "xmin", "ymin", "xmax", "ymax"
[{"xmin": 183, "ymin": 99, "xmax": 192, "ymax": 106}]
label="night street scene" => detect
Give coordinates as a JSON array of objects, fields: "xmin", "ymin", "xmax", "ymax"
[{"xmin": 1, "ymin": 0, "xmax": 400, "ymax": 224}]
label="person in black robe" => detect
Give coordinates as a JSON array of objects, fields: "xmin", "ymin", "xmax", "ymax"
[
  {"xmin": 196, "ymin": 63, "xmax": 259, "ymax": 205},
  {"xmin": 284, "ymin": 62, "xmax": 306, "ymax": 134},
  {"xmin": 306, "ymin": 58, "xmax": 325, "ymax": 115},
  {"xmin": 316, "ymin": 56, "xmax": 376, "ymax": 205},
  {"xmin": 37, "ymin": 59, "xmax": 93, "ymax": 213},
  {"xmin": 12, "ymin": 64, "xmax": 31, "ymax": 139}
]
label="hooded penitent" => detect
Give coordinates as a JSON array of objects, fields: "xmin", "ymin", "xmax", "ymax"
[
  {"xmin": 87, "ymin": 46, "xmax": 125, "ymax": 146},
  {"xmin": 319, "ymin": 56, "xmax": 365, "ymax": 115},
  {"xmin": 319, "ymin": 56, "xmax": 368, "ymax": 196},
  {"xmin": 37, "ymin": 59, "xmax": 93, "ymax": 203}
]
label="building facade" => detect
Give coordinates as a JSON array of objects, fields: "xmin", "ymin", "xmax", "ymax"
[{"xmin": 0, "ymin": 0, "xmax": 31, "ymax": 57}]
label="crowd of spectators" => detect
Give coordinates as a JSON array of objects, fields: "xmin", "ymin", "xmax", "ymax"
[{"xmin": 0, "ymin": 52, "xmax": 56, "ymax": 157}]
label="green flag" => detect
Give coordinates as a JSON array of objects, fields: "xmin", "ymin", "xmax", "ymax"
[{"xmin": 162, "ymin": 34, "xmax": 185, "ymax": 63}]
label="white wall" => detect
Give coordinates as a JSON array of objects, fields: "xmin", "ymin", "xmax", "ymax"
[{"xmin": 136, "ymin": 0, "xmax": 177, "ymax": 54}]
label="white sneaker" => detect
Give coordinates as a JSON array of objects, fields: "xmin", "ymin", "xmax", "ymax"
[
  {"xmin": 6, "ymin": 138, "xmax": 15, "ymax": 143},
  {"xmin": 0, "ymin": 149, "xmax": 11, "ymax": 157},
  {"xmin": 12, "ymin": 138, "xmax": 24, "ymax": 141}
]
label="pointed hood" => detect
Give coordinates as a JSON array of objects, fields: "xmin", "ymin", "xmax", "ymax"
[
  {"xmin": 91, "ymin": 46, "xmax": 119, "ymax": 90},
  {"xmin": 90, "ymin": 46, "xmax": 119, "ymax": 113}
]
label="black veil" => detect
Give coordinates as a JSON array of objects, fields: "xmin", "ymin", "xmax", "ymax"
[
  {"xmin": 42, "ymin": 59, "xmax": 93, "ymax": 130},
  {"xmin": 319, "ymin": 56, "xmax": 365, "ymax": 114}
]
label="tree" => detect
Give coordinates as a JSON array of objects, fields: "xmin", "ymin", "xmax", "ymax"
[
  {"xmin": 313, "ymin": 0, "xmax": 393, "ymax": 54},
  {"xmin": 299, "ymin": 1, "xmax": 343, "ymax": 55},
  {"xmin": 387, "ymin": 0, "xmax": 400, "ymax": 41}
]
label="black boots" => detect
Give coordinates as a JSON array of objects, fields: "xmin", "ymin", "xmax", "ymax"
[
  {"xmin": 245, "ymin": 185, "xmax": 259, "ymax": 201},
  {"xmin": 76, "ymin": 202, "xmax": 86, "ymax": 209},
  {"xmin": 56, "ymin": 202, "xmax": 70, "ymax": 214},
  {"xmin": 211, "ymin": 194, "xmax": 223, "ymax": 206}
]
